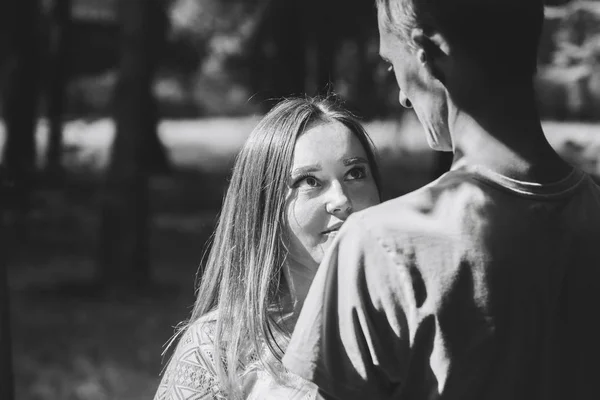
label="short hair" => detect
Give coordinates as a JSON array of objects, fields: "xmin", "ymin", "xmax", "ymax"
[
  {"xmin": 182, "ymin": 96, "xmax": 381, "ymax": 397},
  {"xmin": 376, "ymin": 0, "xmax": 546, "ymax": 81}
]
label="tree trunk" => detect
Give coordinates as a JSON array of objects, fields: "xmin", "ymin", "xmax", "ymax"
[
  {"xmin": 0, "ymin": 2, "xmax": 18, "ymax": 396},
  {"xmin": 146, "ymin": 97, "xmax": 171, "ymax": 176},
  {"xmin": 353, "ymin": 32, "xmax": 378, "ymax": 119},
  {"xmin": 0, "ymin": 209, "xmax": 14, "ymax": 400},
  {"xmin": 0, "ymin": 177, "xmax": 14, "ymax": 400},
  {"xmin": 343, "ymin": 0, "xmax": 379, "ymax": 119},
  {"xmin": 145, "ymin": 1, "xmax": 171, "ymax": 176},
  {"xmin": 97, "ymin": 0, "xmax": 163, "ymax": 288},
  {"xmin": 245, "ymin": 0, "xmax": 307, "ymax": 109},
  {"xmin": 1, "ymin": 0, "xmax": 41, "ymax": 215},
  {"xmin": 313, "ymin": 0, "xmax": 335, "ymax": 95},
  {"xmin": 270, "ymin": 2, "xmax": 306, "ymax": 99},
  {"xmin": 44, "ymin": 0, "xmax": 72, "ymax": 182}
]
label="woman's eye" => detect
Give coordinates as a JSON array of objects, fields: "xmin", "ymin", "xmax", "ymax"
[
  {"xmin": 293, "ymin": 175, "xmax": 320, "ymax": 188},
  {"xmin": 347, "ymin": 167, "xmax": 367, "ymax": 180},
  {"xmin": 304, "ymin": 176, "xmax": 319, "ymax": 187}
]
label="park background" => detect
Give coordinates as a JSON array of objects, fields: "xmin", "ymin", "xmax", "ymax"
[{"xmin": 0, "ymin": 0, "xmax": 599, "ymax": 399}]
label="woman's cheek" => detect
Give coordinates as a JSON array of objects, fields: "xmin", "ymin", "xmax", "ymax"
[{"xmin": 294, "ymin": 199, "xmax": 323, "ymax": 244}]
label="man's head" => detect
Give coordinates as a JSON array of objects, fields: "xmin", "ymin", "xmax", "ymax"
[
  {"xmin": 376, "ymin": 0, "xmax": 545, "ymax": 78},
  {"xmin": 376, "ymin": 0, "xmax": 546, "ymax": 150}
]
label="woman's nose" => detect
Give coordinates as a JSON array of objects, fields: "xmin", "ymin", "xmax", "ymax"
[{"xmin": 325, "ymin": 182, "xmax": 352, "ymax": 217}]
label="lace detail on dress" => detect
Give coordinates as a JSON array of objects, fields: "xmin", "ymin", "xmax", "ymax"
[
  {"xmin": 154, "ymin": 311, "xmax": 317, "ymax": 399},
  {"xmin": 154, "ymin": 313, "xmax": 226, "ymax": 400}
]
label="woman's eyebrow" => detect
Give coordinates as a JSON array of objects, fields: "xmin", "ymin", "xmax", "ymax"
[
  {"xmin": 291, "ymin": 165, "xmax": 321, "ymax": 176},
  {"xmin": 343, "ymin": 157, "xmax": 368, "ymax": 166}
]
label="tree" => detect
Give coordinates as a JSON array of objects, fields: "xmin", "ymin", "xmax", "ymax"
[
  {"xmin": 245, "ymin": 0, "xmax": 338, "ymax": 104},
  {"xmin": 339, "ymin": 0, "xmax": 381, "ymax": 119},
  {"xmin": 0, "ymin": 203, "xmax": 14, "ymax": 400},
  {"xmin": 309, "ymin": 0, "xmax": 337, "ymax": 95},
  {"xmin": 44, "ymin": 0, "xmax": 73, "ymax": 182},
  {"xmin": 1, "ymin": 0, "xmax": 42, "ymax": 215},
  {"xmin": 267, "ymin": 1, "xmax": 307, "ymax": 99},
  {"xmin": 0, "ymin": 2, "xmax": 20, "ymax": 399},
  {"xmin": 97, "ymin": 0, "xmax": 166, "ymax": 288}
]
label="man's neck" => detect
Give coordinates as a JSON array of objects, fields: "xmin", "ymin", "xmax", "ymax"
[{"xmin": 448, "ymin": 83, "xmax": 572, "ymax": 183}]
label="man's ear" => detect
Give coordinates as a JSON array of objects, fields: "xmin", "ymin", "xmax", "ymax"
[{"xmin": 410, "ymin": 28, "xmax": 450, "ymax": 83}]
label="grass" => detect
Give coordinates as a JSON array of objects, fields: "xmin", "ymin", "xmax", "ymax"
[
  {"xmin": 8, "ymin": 190, "xmax": 206, "ymax": 400},
  {"xmin": 5, "ymin": 114, "xmax": 600, "ymax": 400}
]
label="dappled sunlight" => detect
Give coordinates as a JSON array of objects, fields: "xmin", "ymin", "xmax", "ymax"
[
  {"xmin": 3, "ymin": 1, "xmax": 600, "ymax": 399},
  {"xmin": 2, "ymin": 114, "xmax": 598, "ymax": 177}
]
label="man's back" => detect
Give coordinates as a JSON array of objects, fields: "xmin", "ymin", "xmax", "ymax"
[
  {"xmin": 397, "ymin": 163, "xmax": 600, "ymax": 399},
  {"xmin": 283, "ymin": 163, "xmax": 600, "ymax": 399}
]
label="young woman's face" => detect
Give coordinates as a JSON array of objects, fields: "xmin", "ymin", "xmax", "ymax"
[{"xmin": 284, "ymin": 120, "xmax": 380, "ymax": 270}]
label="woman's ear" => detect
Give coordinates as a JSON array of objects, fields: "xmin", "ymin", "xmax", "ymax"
[{"xmin": 411, "ymin": 28, "xmax": 450, "ymax": 84}]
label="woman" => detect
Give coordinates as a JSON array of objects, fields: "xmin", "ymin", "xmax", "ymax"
[{"xmin": 153, "ymin": 97, "xmax": 382, "ymax": 399}]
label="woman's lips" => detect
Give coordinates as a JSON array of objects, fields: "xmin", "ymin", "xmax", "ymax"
[
  {"xmin": 322, "ymin": 222, "xmax": 343, "ymax": 235},
  {"xmin": 325, "ymin": 230, "xmax": 338, "ymax": 239}
]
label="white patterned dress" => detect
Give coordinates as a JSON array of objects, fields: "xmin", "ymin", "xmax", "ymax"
[{"xmin": 153, "ymin": 311, "xmax": 317, "ymax": 400}]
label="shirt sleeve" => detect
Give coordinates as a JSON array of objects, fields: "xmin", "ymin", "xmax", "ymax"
[
  {"xmin": 153, "ymin": 319, "xmax": 226, "ymax": 400},
  {"xmin": 282, "ymin": 214, "xmax": 415, "ymax": 400}
]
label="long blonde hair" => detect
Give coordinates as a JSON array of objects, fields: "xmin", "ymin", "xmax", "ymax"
[{"xmin": 177, "ymin": 96, "xmax": 381, "ymax": 397}]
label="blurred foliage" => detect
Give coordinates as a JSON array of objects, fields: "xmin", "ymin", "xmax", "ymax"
[
  {"xmin": 166, "ymin": 0, "xmax": 266, "ymax": 115},
  {"xmin": 33, "ymin": 0, "xmax": 400, "ymax": 119},
  {"xmin": 537, "ymin": 1, "xmax": 600, "ymax": 120},
  {"xmin": 2, "ymin": 0, "xmax": 591, "ymax": 121},
  {"xmin": 4, "ymin": 0, "xmax": 600, "ymax": 122}
]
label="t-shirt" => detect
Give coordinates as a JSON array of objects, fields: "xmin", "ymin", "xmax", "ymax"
[{"xmin": 282, "ymin": 162, "xmax": 600, "ymax": 400}]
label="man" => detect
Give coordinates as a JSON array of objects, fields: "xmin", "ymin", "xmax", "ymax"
[{"xmin": 282, "ymin": 1, "xmax": 600, "ymax": 399}]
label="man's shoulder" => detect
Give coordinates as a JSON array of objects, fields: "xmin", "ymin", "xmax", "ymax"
[{"xmin": 351, "ymin": 169, "xmax": 488, "ymax": 235}]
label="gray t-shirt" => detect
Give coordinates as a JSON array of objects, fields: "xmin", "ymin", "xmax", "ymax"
[{"xmin": 283, "ymin": 163, "xmax": 600, "ymax": 400}]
